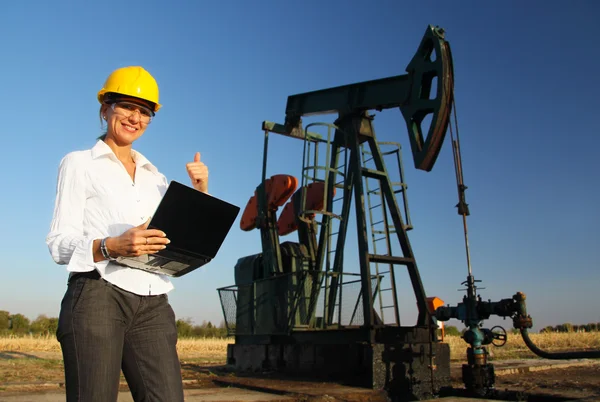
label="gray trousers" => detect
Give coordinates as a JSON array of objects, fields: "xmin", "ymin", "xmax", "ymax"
[{"xmin": 57, "ymin": 271, "xmax": 184, "ymax": 402}]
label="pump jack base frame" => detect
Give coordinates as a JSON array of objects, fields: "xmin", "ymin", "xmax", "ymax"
[{"xmin": 226, "ymin": 328, "xmax": 451, "ymax": 401}]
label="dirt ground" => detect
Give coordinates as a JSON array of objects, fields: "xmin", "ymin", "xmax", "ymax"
[
  {"xmin": 182, "ymin": 362, "xmax": 600, "ymax": 401},
  {"xmin": 450, "ymin": 363, "xmax": 600, "ymax": 401},
  {"xmin": 1, "ymin": 355, "xmax": 599, "ymax": 401}
]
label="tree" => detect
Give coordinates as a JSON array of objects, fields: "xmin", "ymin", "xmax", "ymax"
[
  {"xmin": 10, "ymin": 314, "xmax": 30, "ymax": 335},
  {"xmin": 30, "ymin": 315, "xmax": 58, "ymax": 336},
  {"xmin": 558, "ymin": 323, "xmax": 573, "ymax": 333},
  {"xmin": 444, "ymin": 326, "xmax": 461, "ymax": 337},
  {"xmin": 48, "ymin": 317, "xmax": 58, "ymax": 336},
  {"xmin": 0, "ymin": 311, "xmax": 9, "ymax": 335},
  {"xmin": 176, "ymin": 318, "xmax": 194, "ymax": 338}
]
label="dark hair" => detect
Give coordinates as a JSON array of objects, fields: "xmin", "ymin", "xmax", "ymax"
[
  {"xmin": 103, "ymin": 92, "xmax": 156, "ymax": 114},
  {"xmin": 97, "ymin": 104, "xmax": 108, "ymax": 141}
]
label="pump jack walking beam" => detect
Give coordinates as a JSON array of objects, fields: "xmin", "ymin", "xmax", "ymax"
[{"xmin": 276, "ymin": 25, "xmax": 454, "ymax": 173}]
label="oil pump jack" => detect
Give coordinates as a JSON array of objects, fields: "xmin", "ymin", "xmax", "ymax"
[
  {"xmin": 217, "ymin": 24, "xmax": 600, "ymax": 400},
  {"xmin": 217, "ymin": 25, "xmax": 453, "ymax": 399}
]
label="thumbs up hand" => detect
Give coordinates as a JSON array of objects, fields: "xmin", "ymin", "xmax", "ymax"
[{"xmin": 186, "ymin": 152, "xmax": 209, "ymax": 193}]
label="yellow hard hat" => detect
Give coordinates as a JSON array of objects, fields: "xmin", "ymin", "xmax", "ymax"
[{"xmin": 97, "ymin": 66, "xmax": 161, "ymax": 112}]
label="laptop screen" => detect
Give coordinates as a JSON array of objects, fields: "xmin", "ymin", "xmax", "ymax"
[{"xmin": 148, "ymin": 181, "xmax": 240, "ymax": 260}]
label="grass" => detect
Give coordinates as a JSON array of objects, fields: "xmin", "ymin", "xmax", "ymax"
[
  {"xmin": 444, "ymin": 331, "xmax": 600, "ymax": 360},
  {"xmin": 1, "ymin": 332, "xmax": 599, "ymax": 385},
  {"xmin": 0, "ymin": 335, "xmax": 231, "ymax": 386},
  {"xmin": 0, "ymin": 334, "xmax": 230, "ymax": 359},
  {"xmin": 3, "ymin": 332, "xmax": 600, "ymax": 360}
]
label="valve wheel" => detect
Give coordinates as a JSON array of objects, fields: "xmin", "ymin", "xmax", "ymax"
[{"xmin": 491, "ymin": 325, "xmax": 508, "ymax": 347}]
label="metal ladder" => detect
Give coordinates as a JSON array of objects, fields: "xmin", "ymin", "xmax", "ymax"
[
  {"xmin": 360, "ymin": 141, "xmax": 413, "ymax": 326},
  {"xmin": 297, "ymin": 123, "xmax": 348, "ymax": 327}
]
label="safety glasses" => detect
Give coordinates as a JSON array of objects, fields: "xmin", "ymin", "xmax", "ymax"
[{"xmin": 110, "ymin": 101, "xmax": 154, "ymax": 124}]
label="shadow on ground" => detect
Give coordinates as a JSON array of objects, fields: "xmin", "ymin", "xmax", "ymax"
[{"xmin": 0, "ymin": 351, "xmax": 44, "ymax": 360}]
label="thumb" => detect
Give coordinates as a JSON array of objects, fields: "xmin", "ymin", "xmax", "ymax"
[
  {"xmin": 137, "ymin": 218, "xmax": 151, "ymax": 229},
  {"xmin": 194, "ymin": 152, "xmax": 200, "ymax": 163}
]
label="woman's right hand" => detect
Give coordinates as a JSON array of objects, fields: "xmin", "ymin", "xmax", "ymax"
[{"xmin": 105, "ymin": 219, "xmax": 170, "ymax": 258}]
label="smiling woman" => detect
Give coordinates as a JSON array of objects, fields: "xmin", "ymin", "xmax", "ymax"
[
  {"xmin": 45, "ymin": 65, "xmax": 210, "ymax": 402},
  {"xmin": 96, "ymin": 66, "xmax": 160, "ymax": 144}
]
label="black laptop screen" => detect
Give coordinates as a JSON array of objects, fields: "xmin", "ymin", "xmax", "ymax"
[{"xmin": 148, "ymin": 181, "xmax": 240, "ymax": 259}]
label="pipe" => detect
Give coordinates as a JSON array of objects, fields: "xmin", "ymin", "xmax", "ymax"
[{"xmin": 520, "ymin": 328, "xmax": 600, "ymax": 359}]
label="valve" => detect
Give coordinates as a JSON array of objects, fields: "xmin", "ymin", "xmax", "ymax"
[{"xmin": 490, "ymin": 326, "xmax": 507, "ymax": 347}]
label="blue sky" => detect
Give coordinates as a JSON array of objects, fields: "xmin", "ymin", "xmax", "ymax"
[{"xmin": 0, "ymin": 1, "xmax": 598, "ymax": 334}]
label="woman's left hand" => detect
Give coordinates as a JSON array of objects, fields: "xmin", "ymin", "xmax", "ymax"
[{"xmin": 186, "ymin": 152, "xmax": 209, "ymax": 193}]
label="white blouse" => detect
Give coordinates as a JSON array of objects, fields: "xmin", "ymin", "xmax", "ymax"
[{"xmin": 46, "ymin": 140, "xmax": 174, "ymax": 296}]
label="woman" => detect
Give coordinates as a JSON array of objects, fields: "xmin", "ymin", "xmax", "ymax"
[{"xmin": 46, "ymin": 66, "xmax": 208, "ymax": 401}]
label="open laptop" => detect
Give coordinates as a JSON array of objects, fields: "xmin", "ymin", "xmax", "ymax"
[{"xmin": 115, "ymin": 180, "xmax": 240, "ymax": 277}]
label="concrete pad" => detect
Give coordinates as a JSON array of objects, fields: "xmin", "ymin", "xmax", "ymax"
[
  {"xmin": 0, "ymin": 388, "xmax": 294, "ymax": 402},
  {"xmin": 492, "ymin": 358, "xmax": 598, "ymax": 375},
  {"xmin": 450, "ymin": 357, "xmax": 599, "ymax": 376}
]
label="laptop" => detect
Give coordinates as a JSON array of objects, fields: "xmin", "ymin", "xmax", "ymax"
[{"xmin": 115, "ymin": 180, "xmax": 240, "ymax": 277}]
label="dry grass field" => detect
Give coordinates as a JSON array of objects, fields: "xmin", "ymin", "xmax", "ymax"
[
  {"xmin": 0, "ymin": 334, "xmax": 230, "ymax": 361},
  {"xmin": 0, "ymin": 335, "xmax": 232, "ymax": 386},
  {"xmin": 443, "ymin": 331, "xmax": 600, "ymax": 360},
  {"xmin": 2, "ymin": 331, "xmax": 599, "ymax": 361}
]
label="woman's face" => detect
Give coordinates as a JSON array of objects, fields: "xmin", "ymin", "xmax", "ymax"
[{"xmin": 104, "ymin": 98, "xmax": 154, "ymax": 146}]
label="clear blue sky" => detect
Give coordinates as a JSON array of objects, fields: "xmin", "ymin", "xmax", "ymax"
[{"xmin": 0, "ymin": 1, "xmax": 598, "ymax": 334}]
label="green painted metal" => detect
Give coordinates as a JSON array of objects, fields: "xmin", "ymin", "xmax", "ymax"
[
  {"xmin": 261, "ymin": 120, "xmax": 323, "ymax": 141},
  {"xmin": 361, "ymin": 141, "xmax": 411, "ymax": 326},
  {"xmin": 400, "ymin": 25, "xmax": 454, "ymax": 171},
  {"xmin": 282, "ymin": 25, "xmax": 454, "ymax": 172}
]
